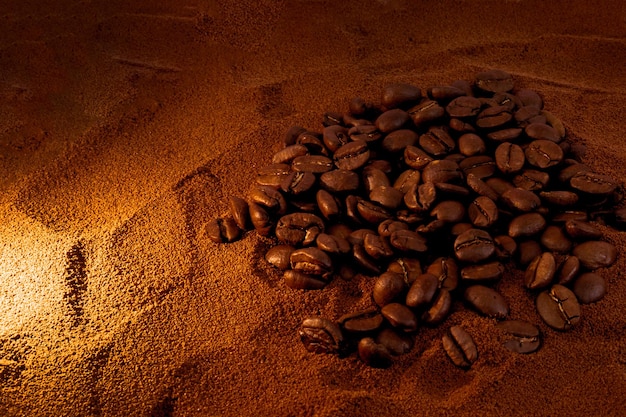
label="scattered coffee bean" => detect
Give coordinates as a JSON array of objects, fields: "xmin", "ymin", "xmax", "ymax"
[
  {"xmin": 496, "ymin": 320, "xmax": 541, "ymax": 354},
  {"xmin": 464, "ymin": 285, "xmax": 509, "ymax": 318},
  {"xmin": 358, "ymin": 337, "xmax": 393, "ymax": 368},
  {"xmin": 536, "ymin": 285, "xmax": 581, "ymax": 331},
  {"xmin": 572, "ymin": 272, "xmax": 606, "ymax": 304},
  {"xmin": 572, "ymin": 241, "xmax": 617, "ymax": 269},
  {"xmin": 442, "ymin": 326, "xmax": 478, "ymax": 368},
  {"xmin": 524, "ymin": 252, "xmax": 556, "ymax": 290}
]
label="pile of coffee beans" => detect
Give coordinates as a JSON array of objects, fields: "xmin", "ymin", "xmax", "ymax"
[{"xmin": 207, "ymin": 69, "xmax": 624, "ymax": 368}]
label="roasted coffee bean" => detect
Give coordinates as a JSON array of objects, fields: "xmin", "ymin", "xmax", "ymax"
[
  {"xmin": 442, "ymin": 326, "xmax": 478, "ymax": 368},
  {"xmin": 290, "ymin": 247, "xmax": 333, "ymax": 278},
  {"xmin": 494, "ymin": 235, "xmax": 517, "ymax": 259},
  {"xmin": 358, "ymin": 337, "xmax": 393, "ymax": 368},
  {"xmin": 570, "ymin": 171, "xmax": 617, "ymax": 195},
  {"xmin": 461, "ymin": 261, "xmax": 504, "ymax": 282},
  {"xmin": 422, "ymin": 289, "xmax": 452, "ymax": 325},
  {"xmin": 515, "ymin": 105, "xmax": 545, "ymax": 127},
  {"xmin": 459, "ymin": 155, "xmax": 496, "ymax": 179},
  {"xmin": 316, "ymin": 233, "xmax": 351, "ymax": 255},
  {"xmin": 338, "ymin": 309, "xmax": 384, "ymax": 334},
  {"xmin": 284, "ymin": 270, "xmax": 327, "ymax": 290},
  {"xmin": 322, "ymin": 112, "xmax": 343, "ymax": 127},
  {"xmin": 495, "ymin": 142, "xmax": 525, "ymax": 174},
  {"xmin": 348, "ymin": 124, "xmax": 383, "ymax": 143},
  {"xmin": 431, "ymin": 200, "xmax": 466, "ymax": 223},
  {"xmin": 416, "ymin": 219, "xmax": 446, "ymax": 234},
  {"xmin": 513, "ymin": 169, "xmax": 550, "ymax": 191},
  {"xmin": 320, "ymin": 169, "xmax": 360, "ymax": 193},
  {"xmin": 557, "ymin": 255, "xmax": 580, "ymax": 285},
  {"xmin": 334, "ymin": 140, "xmax": 370, "ymax": 171},
  {"xmin": 558, "ymin": 163, "xmax": 591, "ymax": 183},
  {"xmin": 316, "ymin": 189, "xmax": 341, "ymax": 220},
  {"xmin": 275, "ymin": 213, "xmax": 324, "ymax": 246},
  {"xmin": 382, "ymin": 83, "xmax": 422, "ymax": 109},
  {"xmin": 265, "ymin": 244, "xmax": 295, "ymax": 270},
  {"xmin": 280, "ymin": 171, "xmax": 316, "ymax": 195},
  {"xmin": 458, "ymin": 133, "xmax": 486, "ymax": 156},
  {"xmin": 345, "ymin": 194, "xmax": 361, "ymax": 224},
  {"xmin": 517, "ymin": 240, "xmax": 543, "ymax": 267},
  {"xmin": 363, "ymin": 167, "xmax": 390, "ymax": 193},
  {"xmin": 249, "ymin": 185, "xmax": 288, "ymax": 215},
  {"xmin": 435, "ymin": 182, "xmax": 471, "ymax": 198},
  {"xmin": 299, "ymin": 317, "xmax": 344, "ymax": 354},
  {"xmin": 467, "ymin": 174, "xmax": 500, "ymax": 201},
  {"xmin": 289, "ymin": 197, "xmax": 319, "ymax": 213},
  {"xmin": 364, "ymin": 233, "xmax": 394, "ymax": 259},
  {"xmin": 348, "ymin": 229, "xmax": 377, "ymax": 246},
  {"xmin": 475, "ymin": 69, "xmax": 514, "ymax": 93},
  {"xmin": 389, "ymin": 229, "xmax": 428, "ymax": 253},
  {"xmin": 552, "ymin": 210, "xmax": 588, "ymax": 223},
  {"xmin": 206, "ymin": 217, "xmax": 241, "ymax": 243},
  {"xmin": 292, "ymin": 155, "xmax": 333, "ymax": 173},
  {"xmin": 229, "ymin": 196, "xmax": 250, "ymax": 230},
  {"xmin": 516, "ymin": 89, "xmax": 543, "ymax": 109},
  {"xmin": 352, "ymin": 244, "xmax": 381, "ymax": 275},
  {"xmin": 491, "ymin": 92, "xmax": 522, "ymax": 111},
  {"xmin": 525, "ymin": 139, "xmax": 563, "ymax": 169},
  {"xmin": 249, "ymin": 202, "xmax": 273, "ymax": 236},
  {"xmin": 573, "ymin": 272, "xmax": 606, "ymax": 304},
  {"xmin": 405, "ymin": 273, "xmax": 439, "ymax": 309},
  {"xmin": 357, "ymin": 198, "xmax": 392, "ymax": 224},
  {"xmin": 419, "ymin": 127, "xmax": 455, "ymax": 156},
  {"xmin": 404, "ymin": 145, "xmax": 434, "ymax": 170},
  {"xmin": 487, "ymin": 127, "xmax": 523, "ymax": 142},
  {"xmin": 539, "ymin": 191, "xmax": 579, "ymax": 206},
  {"xmin": 373, "ymin": 272, "xmax": 407, "ymax": 307},
  {"xmin": 542, "ymin": 110, "xmax": 566, "ymax": 139},
  {"xmin": 297, "ymin": 131, "xmax": 328, "ymax": 155},
  {"xmin": 525, "ymin": 252, "xmax": 556, "ymax": 290},
  {"xmin": 272, "ymin": 144, "xmax": 308, "ymax": 164},
  {"xmin": 348, "ymin": 97, "xmax": 370, "ymax": 116},
  {"xmin": 449, "ymin": 118, "xmax": 477, "ymax": 133},
  {"xmin": 501, "ymin": 188, "xmax": 541, "ymax": 212},
  {"xmin": 284, "ymin": 125, "xmax": 307, "ymax": 147},
  {"xmin": 572, "ymin": 241, "xmax": 617, "ymax": 269},
  {"xmin": 468, "ymin": 196, "xmax": 499, "ymax": 228},
  {"xmin": 496, "ymin": 320, "xmax": 541, "ymax": 354},
  {"xmin": 508, "ymin": 213, "xmax": 546, "ymax": 238},
  {"xmin": 564, "ymin": 220, "xmax": 602, "ymax": 240},
  {"xmin": 446, "ymin": 96, "xmax": 481, "ymax": 118},
  {"xmin": 408, "ymin": 100, "xmax": 445, "ymax": 127},
  {"xmin": 381, "ymin": 303, "xmax": 418, "ymax": 332},
  {"xmin": 256, "ymin": 163, "xmax": 291, "ymax": 188},
  {"xmin": 526, "ymin": 123, "xmax": 560, "ymax": 143},
  {"xmin": 391, "ymin": 171, "xmax": 419, "ymax": 196},
  {"xmin": 422, "ymin": 160, "xmax": 463, "ymax": 184},
  {"xmin": 376, "ymin": 108, "xmax": 410, "ymax": 133},
  {"xmin": 540, "ymin": 225, "xmax": 572, "ymax": 253},
  {"xmin": 323, "ymin": 125, "xmax": 349, "ymax": 153},
  {"xmin": 476, "ymin": 105, "xmax": 512, "ymax": 129},
  {"xmin": 425, "ymin": 255, "xmax": 460, "ymax": 291},
  {"xmin": 370, "ymin": 186, "xmax": 404, "ymax": 209},
  {"xmin": 428, "ymin": 85, "xmax": 466, "ymax": 101},
  {"xmin": 376, "ymin": 328, "xmax": 414, "ymax": 356},
  {"xmin": 464, "ymin": 285, "xmax": 509, "ymax": 318},
  {"xmin": 382, "ymin": 129, "xmax": 419, "ymax": 153},
  {"xmin": 387, "ymin": 257, "xmax": 423, "ymax": 285},
  {"xmin": 536, "ymin": 285, "xmax": 581, "ymax": 331},
  {"xmin": 454, "ymin": 229, "xmax": 495, "ymax": 263},
  {"xmin": 404, "ymin": 182, "xmax": 437, "ymax": 212},
  {"xmin": 378, "ymin": 219, "xmax": 409, "ymax": 237}
]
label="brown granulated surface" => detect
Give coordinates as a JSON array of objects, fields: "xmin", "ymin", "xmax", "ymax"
[{"xmin": 1, "ymin": 1, "xmax": 625, "ymax": 416}]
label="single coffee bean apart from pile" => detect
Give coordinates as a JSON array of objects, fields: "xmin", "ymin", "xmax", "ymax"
[
  {"xmin": 496, "ymin": 320, "xmax": 541, "ymax": 354},
  {"xmin": 536, "ymin": 284, "xmax": 581, "ymax": 331},
  {"xmin": 573, "ymin": 272, "xmax": 607, "ymax": 304},
  {"xmin": 442, "ymin": 326, "xmax": 478, "ymax": 368},
  {"xmin": 299, "ymin": 317, "xmax": 344, "ymax": 354}
]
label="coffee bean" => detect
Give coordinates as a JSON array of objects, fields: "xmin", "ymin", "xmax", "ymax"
[
  {"xmin": 557, "ymin": 255, "xmax": 580, "ymax": 285},
  {"xmin": 476, "ymin": 105, "xmax": 512, "ymax": 129},
  {"xmin": 442, "ymin": 325, "xmax": 478, "ymax": 368},
  {"xmin": 558, "ymin": 163, "xmax": 591, "ymax": 183},
  {"xmin": 404, "ymin": 182, "xmax": 437, "ymax": 213},
  {"xmin": 446, "ymin": 96, "xmax": 481, "ymax": 118},
  {"xmin": 284, "ymin": 270, "xmax": 327, "ymax": 290},
  {"xmin": 381, "ymin": 303, "xmax": 418, "ymax": 332},
  {"xmin": 459, "ymin": 155, "xmax": 496, "ymax": 179},
  {"xmin": 461, "ymin": 261, "xmax": 504, "ymax": 282},
  {"xmin": 272, "ymin": 144, "xmax": 308, "ymax": 164},
  {"xmin": 352, "ymin": 244, "xmax": 381, "ymax": 275},
  {"xmin": 516, "ymin": 89, "xmax": 543, "ymax": 109},
  {"xmin": 454, "ymin": 229, "xmax": 495, "ymax": 263},
  {"xmin": 229, "ymin": 196, "xmax": 250, "ymax": 230},
  {"xmin": 275, "ymin": 213, "xmax": 325, "ymax": 246},
  {"xmin": 449, "ymin": 118, "xmax": 477, "ymax": 133},
  {"xmin": 299, "ymin": 317, "xmax": 344, "ymax": 354},
  {"xmin": 515, "ymin": 105, "xmax": 545, "ymax": 127},
  {"xmin": 539, "ymin": 191, "xmax": 579, "ymax": 207},
  {"xmin": 467, "ymin": 173, "xmax": 500, "ymax": 201},
  {"xmin": 428, "ymin": 85, "xmax": 466, "ymax": 102},
  {"xmin": 406, "ymin": 273, "xmax": 439, "ymax": 308},
  {"xmin": 382, "ymin": 83, "xmax": 422, "ymax": 109},
  {"xmin": 249, "ymin": 202, "xmax": 273, "ymax": 236},
  {"xmin": 357, "ymin": 198, "xmax": 392, "ymax": 224},
  {"xmin": 408, "ymin": 100, "xmax": 445, "ymax": 127},
  {"xmin": 508, "ymin": 213, "xmax": 546, "ymax": 238},
  {"xmin": 564, "ymin": 220, "xmax": 602, "ymax": 240},
  {"xmin": 431, "ymin": 200, "xmax": 466, "ymax": 223},
  {"xmin": 573, "ymin": 272, "xmax": 606, "ymax": 304},
  {"xmin": 292, "ymin": 155, "xmax": 333, "ymax": 173},
  {"xmin": 376, "ymin": 108, "xmax": 410, "ymax": 133},
  {"xmin": 334, "ymin": 140, "xmax": 370, "ymax": 171},
  {"xmin": 316, "ymin": 189, "xmax": 341, "ymax": 220},
  {"xmin": 364, "ymin": 233, "xmax": 394, "ymax": 259},
  {"xmin": 524, "ymin": 252, "xmax": 556, "ymax": 290},
  {"xmin": 320, "ymin": 169, "xmax": 360, "ymax": 193},
  {"xmin": 382, "ymin": 129, "xmax": 418, "ymax": 154},
  {"xmin": 393, "ymin": 170, "xmax": 421, "ymax": 195},
  {"xmin": 487, "ymin": 127, "xmax": 523, "ymax": 142},
  {"xmin": 249, "ymin": 185, "xmax": 288, "ymax": 215},
  {"xmin": 363, "ymin": 167, "xmax": 390, "ymax": 193},
  {"xmin": 475, "ymin": 69, "xmax": 514, "ymax": 93},
  {"xmin": 256, "ymin": 163, "xmax": 291, "ymax": 188},
  {"xmin": 206, "ymin": 217, "xmax": 241, "ymax": 243},
  {"xmin": 468, "ymin": 196, "xmax": 499, "ymax": 228},
  {"xmin": 419, "ymin": 127, "xmax": 455, "ymax": 156},
  {"xmin": 551, "ymin": 210, "xmax": 588, "ymax": 224},
  {"xmin": 572, "ymin": 241, "xmax": 617, "ymax": 269},
  {"xmin": 338, "ymin": 309, "xmax": 384, "ymax": 334},
  {"xmin": 525, "ymin": 123, "xmax": 560, "ymax": 143},
  {"xmin": 358, "ymin": 337, "xmax": 393, "ymax": 368},
  {"xmin": 378, "ymin": 219, "xmax": 409, "ymax": 238},
  {"xmin": 348, "ymin": 124, "xmax": 383, "ymax": 143},
  {"xmin": 290, "ymin": 247, "xmax": 333, "ymax": 277},
  {"xmin": 435, "ymin": 182, "xmax": 471, "ymax": 198},
  {"xmin": 525, "ymin": 139, "xmax": 564, "ymax": 169},
  {"xmin": 323, "ymin": 125, "xmax": 350, "ymax": 153},
  {"xmin": 495, "ymin": 142, "xmax": 525, "ymax": 174},
  {"xmin": 296, "ymin": 131, "xmax": 326, "ymax": 155},
  {"xmin": 570, "ymin": 171, "xmax": 617, "ymax": 195},
  {"xmin": 376, "ymin": 328, "xmax": 414, "ymax": 356},
  {"xmin": 422, "ymin": 160, "xmax": 463, "ymax": 184},
  {"xmin": 280, "ymin": 171, "xmax": 316, "ymax": 195},
  {"xmin": 284, "ymin": 125, "xmax": 307, "ymax": 147},
  {"xmin": 386, "ymin": 257, "xmax": 422, "ymax": 286},
  {"xmin": 316, "ymin": 233, "xmax": 351, "ymax": 255},
  {"xmin": 536, "ymin": 284, "xmax": 581, "ymax": 331},
  {"xmin": 404, "ymin": 145, "xmax": 434, "ymax": 170},
  {"xmin": 265, "ymin": 244, "xmax": 295, "ymax": 270},
  {"xmin": 539, "ymin": 225, "xmax": 572, "ymax": 253},
  {"xmin": 496, "ymin": 320, "xmax": 541, "ymax": 354},
  {"xmin": 464, "ymin": 285, "xmax": 509, "ymax": 318},
  {"xmin": 500, "ymin": 188, "xmax": 540, "ymax": 212},
  {"xmin": 517, "ymin": 240, "xmax": 543, "ymax": 267},
  {"xmin": 389, "ymin": 229, "xmax": 428, "ymax": 253},
  {"xmin": 458, "ymin": 133, "xmax": 486, "ymax": 156},
  {"xmin": 370, "ymin": 186, "xmax": 404, "ymax": 209},
  {"xmin": 422, "ymin": 289, "xmax": 452, "ymax": 325},
  {"xmin": 513, "ymin": 169, "xmax": 550, "ymax": 191}
]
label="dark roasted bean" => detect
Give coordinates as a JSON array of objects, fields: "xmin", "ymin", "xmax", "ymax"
[
  {"xmin": 373, "ymin": 272, "xmax": 406, "ymax": 307},
  {"xmin": 338, "ymin": 309, "xmax": 384, "ymax": 334},
  {"xmin": 265, "ymin": 244, "xmax": 295, "ymax": 270},
  {"xmin": 382, "ymin": 83, "xmax": 422, "ymax": 109},
  {"xmin": 206, "ymin": 217, "xmax": 241, "ymax": 243},
  {"xmin": 275, "ymin": 213, "xmax": 325, "ymax": 246},
  {"xmin": 508, "ymin": 213, "xmax": 546, "ymax": 238},
  {"xmin": 495, "ymin": 142, "xmax": 525, "ymax": 174},
  {"xmin": 320, "ymin": 169, "xmax": 360, "ymax": 193},
  {"xmin": 464, "ymin": 285, "xmax": 509, "ymax": 318},
  {"xmin": 540, "ymin": 225, "xmax": 572, "ymax": 253},
  {"xmin": 525, "ymin": 139, "xmax": 563, "ymax": 169},
  {"xmin": 468, "ymin": 196, "xmax": 499, "ymax": 227},
  {"xmin": 370, "ymin": 186, "xmax": 404, "ymax": 209},
  {"xmin": 573, "ymin": 272, "xmax": 606, "ymax": 304},
  {"xmin": 461, "ymin": 261, "xmax": 504, "ymax": 282},
  {"xmin": 404, "ymin": 145, "xmax": 434, "ymax": 170},
  {"xmin": 280, "ymin": 171, "xmax": 316, "ymax": 195},
  {"xmin": 501, "ymin": 188, "xmax": 541, "ymax": 212},
  {"xmin": 376, "ymin": 328, "xmax": 414, "ymax": 356},
  {"xmin": 382, "ymin": 129, "xmax": 419, "ymax": 153},
  {"xmin": 459, "ymin": 155, "xmax": 496, "ymax": 179},
  {"xmin": 454, "ymin": 229, "xmax": 495, "ymax": 263},
  {"xmin": 290, "ymin": 247, "xmax": 333, "ymax": 277},
  {"xmin": 446, "ymin": 96, "xmax": 481, "ymax": 118},
  {"xmin": 475, "ymin": 69, "xmax": 514, "ymax": 93},
  {"xmin": 496, "ymin": 320, "xmax": 541, "ymax": 354},
  {"xmin": 494, "ymin": 235, "xmax": 517, "ymax": 259},
  {"xmin": 570, "ymin": 171, "xmax": 617, "ymax": 195},
  {"xmin": 358, "ymin": 337, "xmax": 393, "ymax": 368},
  {"xmin": 316, "ymin": 189, "xmax": 341, "ymax": 220},
  {"xmin": 442, "ymin": 326, "xmax": 478, "ymax": 368},
  {"xmin": 299, "ymin": 317, "xmax": 344, "ymax": 354},
  {"xmin": 525, "ymin": 252, "xmax": 556, "ymax": 290},
  {"xmin": 422, "ymin": 160, "xmax": 463, "ymax": 184},
  {"xmin": 364, "ymin": 233, "xmax": 394, "ymax": 259},
  {"xmin": 516, "ymin": 89, "xmax": 543, "ymax": 109},
  {"xmin": 393, "ymin": 169, "xmax": 421, "ymax": 194},
  {"xmin": 389, "ymin": 229, "xmax": 428, "ymax": 253},
  {"xmin": 539, "ymin": 191, "xmax": 579, "ymax": 206},
  {"xmin": 419, "ymin": 127, "xmax": 455, "ymax": 156},
  {"xmin": 323, "ymin": 125, "xmax": 350, "ymax": 153},
  {"xmin": 564, "ymin": 220, "xmax": 602, "ymax": 240},
  {"xmin": 557, "ymin": 255, "xmax": 580, "ymax": 285},
  {"xmin": 406, "ymin": 273, "xmax": 439, "ymax": 309},
  {"xmin": 292, "ymin": 155, "xmax": 333, "ymax": 173},
  {"xmin": 249, "ymin": 202, "xmax": 273, "ymax": 236},
  {"xmin": 525, "ymin": 123, "xmax": 560, "ymax": 143},
  {"xmin": 229, "ymin": 196, "xmax": 250, "ymax": 230},
  {"xmin": 408, "ymin": 100, "xmax": 445, "ymax": 127},
  {"xmin": 458, "ymin": 133, "xmax": 486, "ymax": 156},
  {"xmin": 572, "ymin": 241, "xmax": 617, "ymax": 269},
  {"xmin": 316, "ymin": 233, "xmax": 351, "ymax": 255},
  {"xmin": 422, "ymin": 289, "xmax": 452, "ymax": 325},
  {"xmin": 256, "ymin": 163, "xmax": 291, "ymax": 188},
  {"xmin": 536, "ymin": 285, "xmax": 581, "ymax": 331},
  {"xmin": 334, "ymin": 140, "xmax": 370, "ymax": 170},
  {"xmin": 284, "ymin": 270, "xmax": 327, "ymax": 290},
  {"xmin": 376, "ymin": 108, "xmax": 410, "ymax": 133},
  {"xmin": 381, "ymin": 303, "xmax": 418, "ymax": 332},
  {"xmin": 272, "ymin": 144, "xmax": 308, "ymax": 164},
  {"xmin": 513, "ymin": 169, "xmax": 550, "ymax": 191}
]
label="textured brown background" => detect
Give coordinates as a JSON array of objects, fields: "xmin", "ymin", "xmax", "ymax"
[{"xmin": 0, "ymin": 1, "xmax": 625, "ymax": 416}]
